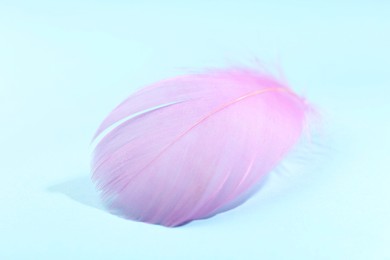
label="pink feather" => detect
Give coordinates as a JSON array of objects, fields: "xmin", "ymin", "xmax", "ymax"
[{"xmin": 91, "ymin": 67, "xmax": 312, "ymax": 227}]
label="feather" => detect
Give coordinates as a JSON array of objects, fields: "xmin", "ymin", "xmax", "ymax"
[{"xmin": 91, "ymin": 67, "xmax": 313, "ymax": 227}]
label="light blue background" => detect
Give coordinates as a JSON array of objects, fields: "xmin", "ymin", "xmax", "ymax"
[{"xmin": 0, "ymin": 1, "xmax": 389, "ymax": 259}]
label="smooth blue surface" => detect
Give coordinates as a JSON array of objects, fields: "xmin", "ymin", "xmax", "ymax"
[{"xmin": 0, "ymin": 1, "xmax": 389, "ymax": 259}]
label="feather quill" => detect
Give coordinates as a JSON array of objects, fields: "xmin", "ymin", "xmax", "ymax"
[{"xmin": 91, "ymin": 67, "xmax": 312, "ymax": 227}]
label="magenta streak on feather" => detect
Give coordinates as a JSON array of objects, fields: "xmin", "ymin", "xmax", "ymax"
[
  {"xmin": 126, "ymin": 88, "xmax": 295, "ymax": 226},
  {"xmin": 142, "ymin": 88, "xmax": 296, "ymax": 225},
  {"xmin": 117, "ymin": 87, "xmax": 293, "ymax": 194}
]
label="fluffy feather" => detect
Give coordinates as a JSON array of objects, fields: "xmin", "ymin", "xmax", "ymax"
[{"xmin": 91, "ymin": 67, "xmax": 312, "ymax": 227}]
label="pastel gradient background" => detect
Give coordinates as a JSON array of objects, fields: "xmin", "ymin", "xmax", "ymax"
[{"xmin": 0, "ymin": 1, "xmax": 389, "ymax": 259}]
